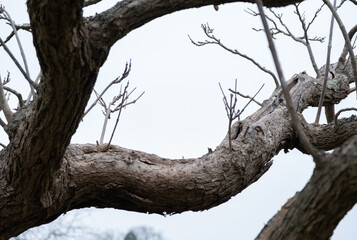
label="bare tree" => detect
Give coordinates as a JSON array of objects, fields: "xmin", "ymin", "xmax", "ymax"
[{"xmin": 0, "ymin": 0, "xmax": 357, "ymax": 240}]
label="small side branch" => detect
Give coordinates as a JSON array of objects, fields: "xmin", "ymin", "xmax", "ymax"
[
  {"xmin": 0, "ymin": 75, "xmax": 13, "ymax": 123},
  {"xmin": 315, "ymin": 0, "xmax": 336, "ymax": 124},
  {"xmin": 334, "ymin": 108, "xmax": 357, "ymax": 126},
  {"xmin": 189, "ymin": 24, "xmax": 279, "ymax": 87}
]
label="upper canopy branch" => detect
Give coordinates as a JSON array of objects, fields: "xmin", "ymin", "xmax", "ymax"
[{"xmin": 85, "ymin": 0, "xmax": 305, "ymax": 51}]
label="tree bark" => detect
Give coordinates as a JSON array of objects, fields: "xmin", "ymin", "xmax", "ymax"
[{"xmin": 1, "ymin": 0, "xmax": 356, "ymax": 239}]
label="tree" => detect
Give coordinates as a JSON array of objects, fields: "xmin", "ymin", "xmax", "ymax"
[{"xmin": 0, "ymin": 0, "xmax": 356, "ymax": 239}]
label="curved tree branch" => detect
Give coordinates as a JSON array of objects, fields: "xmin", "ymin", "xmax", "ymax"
[{"xmin": 1, "ymin": 57, "xmax": 356, "ymax": 238}]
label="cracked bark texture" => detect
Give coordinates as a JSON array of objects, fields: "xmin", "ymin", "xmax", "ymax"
[{"xmin": 0, "ymin": 0, "xmax": 356, "ymax": 239}]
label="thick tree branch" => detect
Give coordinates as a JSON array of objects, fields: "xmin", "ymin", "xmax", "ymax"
[
  {"xmin": 85, "ymin": 0, "xmax": 305, "ymax": 52},
  {"xmin": 256, "ymin": 134, "xmax": 357, "ymax": 240},
  {"xmin": 1, "ymin": 58, "xmax": 356, "ymax": 238}
]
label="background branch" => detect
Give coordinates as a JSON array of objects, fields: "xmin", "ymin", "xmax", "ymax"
[{"xmin": 322, "ymin": 0, "xmax": 357, "ymax": 95}]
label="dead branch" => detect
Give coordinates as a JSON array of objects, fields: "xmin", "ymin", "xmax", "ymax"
[
  {"xmin": 255, "ymin": 0, "xmax": 322, "ymax": 162},
  {"xmin": 323, "ymin": 0, "xmax": 357, "ymax": 96},
  {"xmin": 189, "ymin": 24, "xmax": 279, "ymax": 87},
  {"xmin": 315, "ymin": 0, "xmax": 336, "ymax": 124}
]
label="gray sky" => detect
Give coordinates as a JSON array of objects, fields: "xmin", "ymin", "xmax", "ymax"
[{"xmin": 1, "ymin": 0, "xmax": 357, "ymax": 239}]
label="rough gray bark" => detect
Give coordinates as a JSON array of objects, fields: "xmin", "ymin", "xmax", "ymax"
[{"xmin": 0, "ymin": 0, "xmax": 356, "ymax": 239}]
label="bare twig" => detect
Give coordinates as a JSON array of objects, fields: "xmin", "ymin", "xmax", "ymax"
[
  {"xmin": 25, "ymin": 71, "xmax": 41, "ymax": 104},
  {"xmin": 219, "ymin": 80, "xmax": 264, "ymax": 151},
  {"xmin": 84, "ymin": 0, "xmax": 103, "ymax": 7},
  {"xmin": 294, "ymin": 3, "xmax": 321, "ymax": 77},
  {"xmin": 334, "ymin": 108, "xmax": 357, "ymax": 126},
  {"xmin": 0, "ymin": 142, "xmax": 6, "ymax": 148},
  {"xmin": 83, "ymin": 61, "xmax": 131, "ymax": 117},
  {"xmin": 106, "ymin": 83, "xmax": 144, "ymax": 149},
  {"xmin": 229, "ymin": 88, "xmax": 263, "ymax": 106},
  {"xmin": 246, "ymin": 8, "xmax": 325, "ymax": 44},
  {"xmin": 0, "ymin": 74, "xmax": 13, "ymax": 123},
  {"xmin": 323, "ymin": 0, "xmax": 357, "ymax": 96},
  {"xmin": 1, "ymin": 23, "xmax": 31, "ymax": 44},
  {"xmin": 315, "ymin": 0, "xmax": 336, "ymax": 124},
  {"xmin": 0, "ymin": 38, "xmax": 37, "ymax": 88},
  {"xmin": 1, "ymin": 9, "xmax": 34, "ymax": 96},
  {"xmin": 255, "ymin": 0, "xmax": 322, "ymax": 162},
  {"xmin": 3, "ymin": 86, "xmax": 24, "ymax": 107},
  {"xmin": 189, "ymin": 25, "xmax": 279, "ymax": 87}
]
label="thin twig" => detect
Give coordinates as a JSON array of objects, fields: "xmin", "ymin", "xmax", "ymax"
[
  {"xmin": 25, "ymin": 71, "xmax": 41, "ymax": 104},
  {"xmin": 1, "ymin": 23, "xmax": 31, "ymax": 45},
  {"xmin": 334, "ymin": 107, "xmax": 357, "ymax": 126},
  {"xmin": 105, "ymin": 83, "xmax": 129, "ymax": 149},
  {"xmin": 239, "ymin": 84, "xmax": 265, "ymax": 113},
  {"xmin": 229, "ymin": 88, "xmax": 263, "ymax": 106},
  {"xmin": 0, "ymin": 37, "xmax": 37, "ymax": 88},
  {"xmin": 219, "ymin": 80, "xmax": 263, "ymax": 151},
  {"xmin": 83, "ymin": 61, "xmax": 131, "ymax": 117},
  {"xmin": 255, "ymin": 0, "xmax": 321, "ymax": 162},
  {"xmin": 294, "ymin": 3, "xmax": 321, "ymax": 77},
  {"xmin": 323, "ymin": 0, "xmax": 357, "ymax": 97},
  {"xmin": 2, "ymin": 9, "xmax": 34, "ymax": 96},
  {"xmin": 315, "ymin": 0, "xmax": 336, "ymax": 124},
  {"xmin": 188, "ymin": 25, "xmax": 279, "ymax": 87},
  {"xmin": 3, "ymin": 86, "xmax": 24, "ymax": 107}
]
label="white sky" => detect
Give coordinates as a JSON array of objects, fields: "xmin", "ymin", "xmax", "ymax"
[{"xmin": 1, "ymin": 0, "xmax": 357, "ymax": 239}]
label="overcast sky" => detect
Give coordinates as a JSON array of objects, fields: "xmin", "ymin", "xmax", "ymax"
[{"xmin": 1, "ymin": 0, "xmax": 357, "ymax": 239}]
